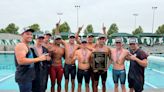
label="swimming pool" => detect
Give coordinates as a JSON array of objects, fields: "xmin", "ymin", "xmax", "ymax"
[{"xmin": 0, "ymin": 54, "xmax": 164, "ymax": 91}]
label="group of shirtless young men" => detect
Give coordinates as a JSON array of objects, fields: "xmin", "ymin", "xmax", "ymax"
[{"xmin": 15, "ymin": 21, "xmax": 148, "ymax": 92}]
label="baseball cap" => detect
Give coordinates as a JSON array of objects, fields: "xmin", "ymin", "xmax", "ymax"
[
  {"xmin": 87, "ymin": 33, "xmax": 94, "ymax": 38},
  {"xmin": 68, "ymin": 33, "xmax": 75, "ymax": 38},
  {"xmin": 98, "ymin": 34, "xmax": 107, "ymax": 39},
  {"xmin": 36, "ymin": 34, "xmax": 44, "ymax": 39},
  {"xmin": 115, "ymin": 37, "xmax": 123, "ymax": 43},
  {"xmin": 129, "ymin": 38, "xmax": 138, "ymax": 44},
  {"xmin": 81, "ymin": 38, "xmax": 87, "ymax": 43},
  {"xmin": 54, "ymin": 35, "xmax": 62, "ymax": 40},
  {"xmin": 21, "ymin": 27, "xmax": 34, "ymax": 34},
  {"xmin": 44, "ymin": 33, "xmax": 52, "ymax": 36}
]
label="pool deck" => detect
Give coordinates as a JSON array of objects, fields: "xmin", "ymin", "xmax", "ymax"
[
  {"xmin": 0, "ymin": 89, "xmax": 164, "ymax": 92},
  {"xmin": 0, "ymin": 51, "xmax": 14, "ymax": 53}
]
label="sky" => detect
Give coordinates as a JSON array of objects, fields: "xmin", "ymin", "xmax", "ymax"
[{"xmin": 0, "ymin": 0, "xmax": 164, "ymax": 34}]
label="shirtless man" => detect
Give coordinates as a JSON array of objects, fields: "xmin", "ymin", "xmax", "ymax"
[
  {"xmin": 111, "ymin": 37, "xmax": 130, "ymax": 92},
  {"xmin": 49, "ymin": 35, "xmax": 65, "ymax": 92},
  {"xmin": 92, "ymin": 34, "xmax": 111, "ymax": 92},
  {"xmin": 54, "ymin": 20, "xmax": 80, "ymax": 92},
  {"xmin": 15, "ymin": 28, "xmax": 51, "ymax": 92},
  {"xmin": 60, "ymin": 33, "xmax": 80, "ymax": 92},
  {"xmin": 72, "ymin": 39, "xmax": 92, "ymax": 92}
]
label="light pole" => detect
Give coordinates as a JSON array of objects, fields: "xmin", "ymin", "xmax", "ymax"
[
  {"xmin": 152, "ymin": 6, "xmax": 157, "ymax": 33},
  {"xmin": 133, "ymin": 13, "xmax": 138, "ymax": 30},
  {"xmin": 57, "ymin": 12, "xmax": 63, "ymax": 20},
  {"xmin": 75, "ymin": 5, "xmax": 80, "ymax": 29}
]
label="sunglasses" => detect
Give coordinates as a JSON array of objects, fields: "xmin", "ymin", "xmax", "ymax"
[
  {"xmin": 69, "ymin": 37, "xmax": 75, "ymax": 39},
  {"xmin": 55, "ymin": 38, "xmax": 61, "ymax": 40},
  {"xmin": 129, "ymin": 43, "xmax": 136, "ymax": 45},
  {"xmin": 116, "ymin": 42, "xmax": 121, "ymax": 44},
  {"xmin": 88, "ymin": 36, "xmax": 94, "ymax": 38},
  {"xmin": 82, "ymin": 42, "xmax": 87, "ymax": 44}
]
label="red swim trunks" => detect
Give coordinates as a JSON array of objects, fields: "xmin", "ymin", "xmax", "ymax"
[{"xmin": 49, "ymin": 65, "xmax": 63, "ymax": 85}]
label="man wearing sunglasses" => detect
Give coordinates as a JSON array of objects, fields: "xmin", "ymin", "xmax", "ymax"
[
  {"xmin": 128, "ymin": 38, "xmax": 148, "ymax": 92},
  {"xmin": 72, "ymin": 39, "xmax": 92, "ymax": 92},
  {"xmin": 110, "ymin": 37, "xmax": 130, "ymax": 92},
  {"xmin": 32, "ymin": 34, "xmax": 51, "ymax": 92},
  {"xmin": 92, "ymin": 34, "xmax": 111, "ymax": 92},
  {"xmin": 60, "ymin": 33, "xmax": 80, "ymax": 92},
  {"xmin": 49, "ymin": 35, "xmax": 65, "ymax": 92}
]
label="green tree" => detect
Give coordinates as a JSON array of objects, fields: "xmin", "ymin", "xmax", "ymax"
[
  {"xmin": 59, "ymin": 22, "xmax": 70, "ymax": 33},
  {"xmin": 6, "ymin": 23, "xmax": 19, "ymax": 34},
  {"xmin": 156, "ymin": 24, "xmax": 164, "ymax": 34},
  {"xmin": 0, "ymin": 28, "xmax": 6, "ymax": 33},
  {"xmin": 107, "ymin": 23, "xmax": 119, "ymax": 36},
  {"xmin": 0, "ymin": 23, "xmax": 19, "ymax": 34},
  {"xmin": 132, "ymin": 26, "xmax": 143, "ymax": 35},
  {"xmin": 84, "ymin": 24, "xmax": 94, "ymax": 35},
  {"xmin": 29, "ymin": 24, "xmax": 40, "ymax": 32}
]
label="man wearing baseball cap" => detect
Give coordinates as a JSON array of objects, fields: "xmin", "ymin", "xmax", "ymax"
[
  {"xmin": 49, "ymin": 34, "xmax": 65, "ymax": 92},
  {"xmin": 60, "ymin": 33, "xmax": 80, "ymax": 92},
  {"xmin": 110, "ymin": 37, "xmax": 130, "ymax": 92},
  {"xmin": 128, "ymin": 38, "xmax": 148, "ymax": 92},
  {"xmin": 15, "ymin": 28, "xmax": 51, "ymax": 92},
  {"xmin": 72, "ymin": 38, "xmax": 92, "ymax": 92},
  {"xmin": 92, "ymin": 34, "xmax": 111, "ymax": 92},
  {"xmin": 32, "ymin": 34, "xmax": 51, "ymax": 92}
]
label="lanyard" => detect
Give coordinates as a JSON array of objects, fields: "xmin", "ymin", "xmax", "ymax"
[
  {"xmin": 69, "ymin": 45, "xmax": 74, "ymax": 55},
  {"xmin": 82, "ymin": 49, "xmax": 88, "ymax": 64},
  {"xmin": 116, "ymin": 49, "xmax": 123, "ymax": 64}
]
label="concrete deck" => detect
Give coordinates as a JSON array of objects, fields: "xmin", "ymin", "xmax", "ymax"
[{"xmin": 0, "ymin": 89, "xmax": 164, "ymax": 92}]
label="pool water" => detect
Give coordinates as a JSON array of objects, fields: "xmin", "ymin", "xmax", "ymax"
[{"xmin": 0, "ymin": 54, "xmax": 164, "ymax": 90}]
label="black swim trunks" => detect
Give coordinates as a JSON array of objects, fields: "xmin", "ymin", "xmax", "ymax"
[
  {"xmin": 77, "ymin": 69, "xmax": 90, "ymax": 84},
  {"xmin": 64, "ymin": 63, "xmax": 76, "ymax": 80},
  {"xmin": 93, "ymin": 70, "xmax": 107, "ymax": 82}
]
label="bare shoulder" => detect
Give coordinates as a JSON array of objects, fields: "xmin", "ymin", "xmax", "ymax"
[
  {"xmin": 123, "ymin": 49, "xmax": 129, "ymax": 53},
  {"xmin": 15, "ymin": 43, "xmax": 27, "ymax": 51}
]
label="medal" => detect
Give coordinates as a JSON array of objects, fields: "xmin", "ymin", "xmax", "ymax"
[{"xmin": 82, "ymin": 49, "xmax": 88, "ymax": 64}]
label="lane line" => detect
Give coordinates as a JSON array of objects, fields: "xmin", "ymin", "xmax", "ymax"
[
  {"xmin": 0, "ymin": 74, "xmax": 14, "ymax": 82},
  {"xmin": 147, "ymin": 68, "xmax": 164, "ymax": 75},
  {"xmin": 145, "ymin": 81, "xmax": 158, "ymax": 89}
]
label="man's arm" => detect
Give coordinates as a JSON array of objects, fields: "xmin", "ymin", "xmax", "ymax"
[
  {"xmin": 55, "ymin": 20, "xmax": 60, "ymax": 35},
  {"xmin": 71, "ymin": 50, "xmax": 78, "ymax": 64},
  {"xmin": 102, "ymin": 23, "xmax": 107, "ymax": 35},
  {"xmin": 106, "ymin": 47, "xmax": 112, "ymax": 70},
  {"xmin": 75, "ymin": 25, "xmax": 83, "ymax": 44},
  {"xmin": 129, "ymin": 55, "xmax": 148, "ymax": 67},
  {"xmin": 15, "ymin": 44, "xmax": 49, "ymax": 65}
]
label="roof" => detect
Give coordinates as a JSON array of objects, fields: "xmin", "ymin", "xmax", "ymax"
[
  {"xmin": 33, "ymin": 31, "xmax": 44, "ymax": 35},
  {"xmin": 0, "ymin": 33, "xmax": 21, "ymax": 40},
  {"xmin": 135, "ymin": 33, "xmax": 163, "ymax": 37},
  {"xmin": 83, "ymin": 32, "xmax": 103, "ymax": 37},
  {"xmin": 60, "ymin": 32, "xmax": 73, "ymax": 36},
  {"xmin": 110, "ymin": 33, "xmax": 135, "ymax": 37}
]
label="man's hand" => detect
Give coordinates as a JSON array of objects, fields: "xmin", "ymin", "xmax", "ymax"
[
  {"xmin": 129, "ymin": 55, "xmax": 137, "ymax": 61},
  {"xmin": 56, "ymin": 19, "xmax": 61, "ymax": 28},
  {"xmin": 93, "ymin": 69, "xmax": 98, "ymax": 72},
  {"xmin": 38, "ymin": 54, "xmax": 51, "ymax": 61},
  {"xmin": 102, "ymin": 23, "xmax": 106, "ymax": 35},
  {"xmin": 78, "ymin": 25, "xmax": 83, "ymax": 31}
]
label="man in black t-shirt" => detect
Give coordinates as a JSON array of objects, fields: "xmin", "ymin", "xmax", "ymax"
[{"xmin": 128, "ymin": 38, "xmax": 148, "ymax": 92}]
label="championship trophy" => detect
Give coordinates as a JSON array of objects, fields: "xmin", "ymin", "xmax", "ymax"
[{"xmin": 92, "ymin": 52, "xmax": 107, "ymax": 71}]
